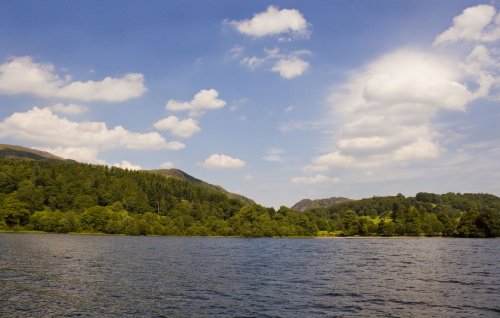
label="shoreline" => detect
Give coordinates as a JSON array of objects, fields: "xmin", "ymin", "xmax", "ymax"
[{"xmin": 1, "ymin": 230, "xmax": 496, "ymax": 239}]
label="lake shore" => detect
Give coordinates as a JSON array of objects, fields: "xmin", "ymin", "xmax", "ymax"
[{"xmin": 2, "ymin": 229, "xmax": 491, "ymax": 239}]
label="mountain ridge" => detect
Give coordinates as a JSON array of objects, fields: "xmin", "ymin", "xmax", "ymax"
[
  {"xmin": 0, "ymin": 144, "xmax": 254, "ymax": 205},
  {"xmin": 291, "ymin": 197, "xmax": 353, "ymax": 211},
  {"xmin": 0, "ymin": 144, "xmax": 70, "ymax": 161}
]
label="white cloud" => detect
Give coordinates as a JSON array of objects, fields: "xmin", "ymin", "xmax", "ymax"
[
  {"xmin": 0, "ymin": 56, "xmax": 146, "ymax": 102},
  {"xmin": 230, "ymin": 6, "xmax": 309, "ymax": 38},
  {"xmin": 290, "ymin": 174, "xmax": 340, "ymax": 185},
  {"xmin": 434, "ymin": 5, "xmax": 498, "ymax": 45},
  {"xmin": 35, "ymin": 146, "xmax": 101, "ymax": 163},
  {"xmin": 271, "ymin": 57, "xmax": 309, "ymax": 79},
  {"xmin": 0, "ymin": 107, "xmax": 184, "ymax": 162},
  {"xmin": 305, "ymin": 47, "xmax": 492, "ymax": 172},
  {"xmin": 303, "ymin": 5, "xmax": 500, "ymax": 174},
  {"xmin": 285, "ymin": 106, "xmax": 294, "ymax": 112},
  {"xmin": 202, "ymin": 153, "xmax": 246, "ymax": 169},
  {"xmin": 166, "ymin": 89, "xmax": 226, "ymax": 117},
  {"xmin": 243, "ymin": 174, "xmax": 253, "ymax": 181},
  {"xmin": 240, "ymin": 48, "xmax": 311, "ymax": 79},
  {"xmin": 263, "ymin": 148, "xmax": 285, "ymax": 162},
  {"xmin": 153, "ymin": 115, "xmax": 201, "ymax": 138},
  {"xmin": 48, "ymin": 103, "xmax": 88, "ymax": 115},
  {"xmin": 113, "ymin": 160, "xmax": 142, "ymax": 171},
  {"xmin": 160, "ymin": 161, "xmax": 175, "ymax": 169}
]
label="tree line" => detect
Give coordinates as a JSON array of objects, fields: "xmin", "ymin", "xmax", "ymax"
[{"xmin": 0, "ymin": 158, "xmax": 498, "ymax": 237}]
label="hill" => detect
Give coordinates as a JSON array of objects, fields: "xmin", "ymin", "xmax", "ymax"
[
  {"xmin": 0, "ymin": 144, "xmax": 68, "ymax": 161},
  {"xmin": 0, "ymin": 144, "xmax": 498, "ymax": 238},
  {"xmin": 149, "ymin": 169, "xmax": 254, "ymax": 205},
  {"xmin": 291, "ymin": 197, "xmax": 353, "ymax": 211},
  {"xmin": 0, "ymin": 156, "xmax": 319, "ymax": 237},
  {"xmin": 0, "ymin": 144, "xmax": 253, "ymax": 206}
]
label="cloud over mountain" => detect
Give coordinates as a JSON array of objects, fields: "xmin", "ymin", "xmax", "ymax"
[
  {"xmin": 202, "ymin": 153, "xmax": 246, "ymax": 169},
  {"xmin": 0, "ymin": 107, "xmax": 184, "ymax": 162}
]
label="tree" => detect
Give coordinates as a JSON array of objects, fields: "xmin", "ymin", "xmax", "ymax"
[
  {"xmin": 342, "ymin": 210, "xmax": 359, "ymax": 236},
  {"xmin": 0, "ymin": 196, "xmax": 31, "ymax": 228},
  {"xmin": 396, "ymin": 206, "xmax": 422, "ymax": 236},
  {"xmin": 457, "ymin": 211, "xmax": 483, "ymax": 237},
  {"xmin": 377, "ymin": 219, "xmax": 396, "ymax": 236},
  {"xmin": 437, "ymin": 212, "xmax": 457, "ymax": 236},
  {"xmin": 80, "ymin": 206, "xmax": 113, "ymax": 232},
  {"xmin": 421, "ymin": 213, "xmax": 444, "ymax": 236}
]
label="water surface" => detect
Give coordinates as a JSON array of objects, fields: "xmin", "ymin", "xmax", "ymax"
[{"xmin": 0, "ymin": 234, "xmax": 499, "ymax": 317}]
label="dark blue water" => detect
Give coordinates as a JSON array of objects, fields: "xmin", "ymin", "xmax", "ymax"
[{"xmin": 0, "ymin": 234, "xmax": 499, "ymax": 317}]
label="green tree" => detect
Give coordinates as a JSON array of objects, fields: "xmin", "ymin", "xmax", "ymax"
[
  {"xmin": 0, "ymin": 196, "xmax": 31, "ymax": 228},
  {"xmin": 80, "ymin": 206, "xmax": 113, "ymax": 232},
  {"xmin": 457, "ymin": 211, "xmax": 483, "ymax": 237}
]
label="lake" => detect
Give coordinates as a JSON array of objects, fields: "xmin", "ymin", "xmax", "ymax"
[{"xmin": 0, "ymin": 234, "xmax": 499, "ymax": 317}]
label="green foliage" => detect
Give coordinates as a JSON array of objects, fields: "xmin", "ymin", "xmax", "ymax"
[
  {"xmin": 311, "ymin": 192, "xmax": 500, "ymax": 237},
  {"xmin": 0, "ymin": 195, "xmax": 31, "ymax": 228},
  {"xmin": 0, "ymin": 158, "xmax": 317, "ymax": 237},
  {"xmin": 1, "ymin": 157, "xmax": 499, "ymax": 237}
]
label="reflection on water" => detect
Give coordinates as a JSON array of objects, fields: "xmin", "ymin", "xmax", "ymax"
[{"xmin": 0, "ymin": 234, "xmax": 499, "ymax": 317}]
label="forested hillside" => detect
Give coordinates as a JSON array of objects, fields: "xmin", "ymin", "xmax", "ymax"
[
  {"xmin": 0, "ymin": 158, "xmax": 317, "ymax": 236},
  {"xmin": 309, "ymin": 193, "xmax": 500, "ymax": 237},
  {"xmin": 0, "ymin": 155, "xmax": 499, "ymax": 237}
]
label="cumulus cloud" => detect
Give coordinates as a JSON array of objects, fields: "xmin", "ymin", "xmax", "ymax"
[
  {"xmin": 48, "ymin": 103, "xmax": 88, "ymax": 115},
  {"xmin": 160, "ymin": 161, "xmax": 175, "ymax": 169},
  {"xmin": 0, "ymin": 107, "xmax": 184, "ymax": 162},
  {"xmin": 113, "ymin": 160, "xmax": 142, "ymax": 171},
  {"xmin": 271, "ymin": 57, "xmax": 309, "ymax": 79},
  {"xmin": 0, "ymin": 56, "xmax": 146, "ymax": 102},
  {"xmin": 304, "ymin": 49, "xmax": 477, "ymax": 171},
  {"xmin": 230, "ymin": 6, "xmax": 309, "ymax": 38},
  {"xmin": 201, "ymin": 153, "xmax": 246, "ymax": 169},
  {"xmin": 153, "ymin": 115, "xmax": 201, "ymax": 138},
  {"xmin": 290, "ymin": 174, "xmax": 340, "ymax": 185},
  {"xmin": 303, "ymin": 4, "xmax": 499, "ymax": 174},
  {"xmin": 166, "ymin": 89, "xmax": 226, "ymax": 117},
  {"xmin": 434, "ymin": 5, "xmax": 498, "ymax": 45}
]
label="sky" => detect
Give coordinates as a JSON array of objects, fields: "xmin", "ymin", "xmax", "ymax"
[{"xmin": 0, "ymin": 1, "xmax": 499, "ymax": 208}]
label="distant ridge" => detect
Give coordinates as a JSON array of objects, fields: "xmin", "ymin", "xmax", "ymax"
[
  {"xmin": 291, "ymin": 197, "xmax": 353, "ymax": 211},
  {"xmin": 148, "ymin": 169, "xmax": 255, "ymax": 205},
  {"xmin": 0, "ymin": 144, "xmax": 68, "ymax": 161},
  {"xmin": 148, "ymin": 169, "xmax": 204, "ymax": 184}
]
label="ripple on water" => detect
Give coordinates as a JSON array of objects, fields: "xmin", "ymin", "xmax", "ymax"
[{"xmin": 0, "ymin": 234, "xmax": 499, "ymax": 317}]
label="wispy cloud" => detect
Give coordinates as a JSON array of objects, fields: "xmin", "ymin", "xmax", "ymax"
[{"xmin": 263, "ymin": 148, "xmax": 286, "ymax": 162}]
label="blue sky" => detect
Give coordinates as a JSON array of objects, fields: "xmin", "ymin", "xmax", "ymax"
[{"xmin": 0, "ymin": 1, "xmax": 499, "ymax": 208}]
